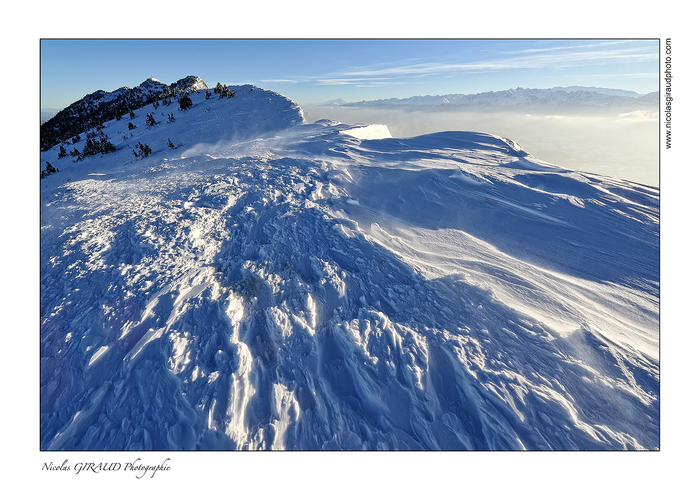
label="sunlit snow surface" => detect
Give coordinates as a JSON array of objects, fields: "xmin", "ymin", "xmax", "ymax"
[{"xmin": 40, "ymin": 87, "xmax": 659, "ymax": 450}]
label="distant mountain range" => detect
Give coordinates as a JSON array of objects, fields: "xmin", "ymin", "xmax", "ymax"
[
  {"xmin": 312, "ymin": 86, "xmax": 659, "ymax": 108},
  {"xmin": 41, "ymin": 109, "xmax": 62, "ymax": 124}
]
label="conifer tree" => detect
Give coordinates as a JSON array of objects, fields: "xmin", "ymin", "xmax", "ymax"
[
  {"xmin": 179, "ymin": 95, "xmax": 192, "ymax": 110},
  {"xmin": 137, "ymin": 141, "xmax": 152, "ymax": 158},
  {"xmin": 82, "ymin": 134, "xmax": 98, "ymax": 156},
  {"xmin": 41, "ymin": 161, "xmax": 58, "ymax": 178},
  {"xmin": 99, "ymin": 134, "xmax": 116, "ymax": 153},
  {"xmin": 80, "ymin": 131, "xmax": 115, "ymax": 157}
]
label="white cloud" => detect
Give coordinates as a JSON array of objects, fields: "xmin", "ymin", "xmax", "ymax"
[
  {"xmin": 315, "ymin": 77, "xmax": 391, "ymax": 86},
  {"xmin": 339, "ymin": 47, "xmax": 657, "ymax": 79},
  {"xmin": 316, "ymin": 41, "xmax": 658, "ymax": 86},
  {"xmin": 260, "ymin": 79, "xmax": 299, "ymax": 84}
]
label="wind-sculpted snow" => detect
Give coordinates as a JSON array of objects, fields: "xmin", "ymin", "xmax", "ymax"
[{"xmin": 40, "ymin": 94, "xmax": 658, "ymax": 450}]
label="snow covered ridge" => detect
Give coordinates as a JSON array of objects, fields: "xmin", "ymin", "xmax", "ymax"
[
  {"xmin": 40, "ymin": 76, "xmax": 209, "ymax": 151},
  {"xmin": 40, "ymin": 86, "xmax": 658, "ymax": 450},
  {"xmin": 321, "ymin": 86, "xmax": 659, "ymax": 108}
]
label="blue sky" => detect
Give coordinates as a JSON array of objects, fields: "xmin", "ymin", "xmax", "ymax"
[{"xmin": 41, "ymin": 39, "xmax": 659, "ymax": 110}]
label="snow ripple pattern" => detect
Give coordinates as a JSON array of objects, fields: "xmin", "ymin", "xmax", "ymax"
[{"xmin": 40, "ymin": 90, "xmax": 658, "ymax": 450}]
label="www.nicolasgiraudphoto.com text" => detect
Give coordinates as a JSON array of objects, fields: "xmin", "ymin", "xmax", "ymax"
[{"xmin": 664, "ymin": 38, "xmax": 672, "ymax": 149}]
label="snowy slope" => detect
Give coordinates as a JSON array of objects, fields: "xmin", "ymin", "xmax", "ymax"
[
  {"xmin": 40, "ymin": 76, "xmax": 209, "ymax": 150},
  {"xmin": 40, "ymin": 84, "xmax": 659, "ymax": 450}
]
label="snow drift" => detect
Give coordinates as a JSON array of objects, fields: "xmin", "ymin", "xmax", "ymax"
[{"xmin": 40, "ymin": 83, "xmax": 659, "ymax": 450}]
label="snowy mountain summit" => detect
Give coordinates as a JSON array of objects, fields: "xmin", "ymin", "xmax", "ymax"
[
  {"xmin": 40, "ymin": 75, "xmax": 209, "ymax": 150},
  {"xmin": 40, "ymin": 78, "xmax": 659, "ymax": 450}
]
